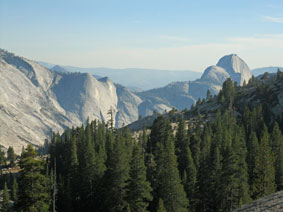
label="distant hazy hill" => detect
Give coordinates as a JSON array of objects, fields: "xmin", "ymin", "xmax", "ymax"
[
  {"xmin": 38, "ymin": 62, "xmax": 202, "ymax": 91},
  {"xmin": 50, "ymin": 65, "xmax": 70, "ymax": 74},
  {"xmin": 64, "ymin": 67, "xmax": 202, "ymax": 91},
  {"xmin": 252, "ymin": 66, "xmax": 283, "ymax": 76}
]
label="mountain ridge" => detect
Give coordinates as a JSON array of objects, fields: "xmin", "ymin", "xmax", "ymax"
[
  {"xmin": 38, "ymin": 62, "xmax": 202, "ymax": 90},
  {"xmin": 136, "ymin": 54, "xmax": 252, "ymax": 111},
  {"xmin": 0, "ymin": 50, "xmax": 256, "ymax": 152}
]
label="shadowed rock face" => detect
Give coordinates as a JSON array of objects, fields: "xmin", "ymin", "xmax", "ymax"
[
  {"xmin": 231, "ymin": 191, "xmax": 283, "ymax": 212},
  {"xmin": 52, "ymin": 73, "xmax": 118, "ymax": 122},
  {"xmin": 115, "ymin": 84, "xmax": 142, "ymax": 128}
]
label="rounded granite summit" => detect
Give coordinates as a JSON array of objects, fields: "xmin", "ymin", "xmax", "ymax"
[
  {"xmin": 216, "ymin": 54, "xmax": 252, "ymax": 85},
  {"xmin": 201, "ymin": 65, "xmax": 230, "ymax": 85}
]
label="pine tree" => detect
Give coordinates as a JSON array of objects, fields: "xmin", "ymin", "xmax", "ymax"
[
  {"xmin": 140, "ymin": 126, "xmax": 148, "ymax": 151},
  {"xmin": 195, "ymin": 156, "xmax": 210, "ymax": 212},
  {"xmin": 70, "ymin": 133, "xmax": 79, "ymax": 169},
  {"xmin": 150, "ymin": 116, "xmax": 171, "ymax": 155},
  {"xmin": 7, "ymin": 146, "xmax": 17, "ymax": 166},
  {"xmin": 219, "ymin": 133, "xmax": 251, "ymax": 212},
  {"xmin": 175, "ymin": 118, "xmax": 189, "ymax": 177},
  {"xmin": 69, "ymin": 133, "xmax": 80, "ymax": 211},
  {"xmin": 56, "ymin": 175, "xmax": 72, "ymax": 212},
  {"xmin": 247, "ymin": 131, "xmax": 259, "ymax": 187},
  {"xmin": 276, "ymin": 141, "xmax": 283, "ymax": 190},
  {"xmin": 271, "ymin": 122, "xmax": 282, "ymax": 153},
  {"xmin": 0, "ymin": 149, "xmax": 6, "ymax": 167},
  {"xmin": 251, "ymin": 125, "xmax": 276, "ymax": 199},
  {"xmin": 271, "ymin": 122, "xmax": 283, "ymax": 190},
  {"xmin": 222, "ymin": 78, "xmax": 235, "ymax": 108},
  {"xmin": 189, "ymin": 134, "xmax": 201, "ymax": 170},
  {"xmin": 145, "ymin": 143, "xmax": 158, "ymax": 212},
  {"xmin": 126, "ymin": 204, "xmax": 131, "ymax": 212},
  {"xmin": 16, "ymin": 145, "xmax": 51, "ymax": 212},
  {"xmin": 200, "ymin": 124, "xmax": 212, "ymax": 159},
  {"xmin": 127, "ymin": 144, "xmax": 152, "ymax": 212},
  {"xmin": 219, "ymin": 146, "xmax": 237, "ymax": 211},
  {"xmin": 182, "ymin": 147, "xmax": 196, "ymax": 210},
  {"xmin": 78, "ymin": 122, "xmax": 97, "ymax": 210},
  {"xmin": 11, "ymin": 176, "xmax": 18, "ymax": 204},
  {"xmin": 82, "ymin": 121, "xmax": 107, "ymax": 211},
  {"xmin": 104, "ymin": 134, "xmax": 130, "ymax": 212},
  {"xmin": 207, "ymin": 144, "xmax": 221, "ymax": 212},
  {"xmin": 95, "ymin": 122, "xmax": 107, "ymax": 164},
  {"xmin": 7, "ymin": 146, "xmax": 16, "ymax": 167},
  {"xmin": 147, "ymin": 116, "xmax": 171, "ymax": 212},
  {"xmin": 157, "ymin": 199, "xmax": 167, "ymax": 212},
  {"xmin": 206, "ymin": 89, "xmax": 212, "ymax": 101},
  {"xmin": 233, "ymin": 127, "xmax": 251, "ymax": 206},
  {"xmin": 157, "ymin": 135, "xmax": 189, "ymax": 212},
  {"xmin": 2, "ymin": 182, "xmax": 10, "ymax": 212},
  {"xmin": 105, "ymin": 129, "xmax": 115, "ymax": 164}
]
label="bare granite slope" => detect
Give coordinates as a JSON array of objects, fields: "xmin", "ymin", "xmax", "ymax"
[
  {"xmin": 0, "ymin": 51, "xmax": 71, "ymax": 153},
  {"xmin": 231, "ymin": 191, "xmax": 283, "ymax": 212},
  {"xmin": 0, "ymin": 50, "xmax": 140, "ymax": 152}
]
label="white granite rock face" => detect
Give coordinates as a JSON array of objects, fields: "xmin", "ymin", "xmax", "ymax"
[
  {"xmin": 216, "ymin": 54, "xmax": 252, "ymax": 85},
  {"xmin": 0, "ymin": 50, "xmax": 140, "ymax": 153},
  {"xmin": 0, "ymin": 52, "xmax": 69, "ymax": 153}
]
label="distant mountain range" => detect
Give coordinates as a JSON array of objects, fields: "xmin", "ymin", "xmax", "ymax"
[
  {"xmin": 128, "ymin": 65, "xmax": 283, "ymax": 134},
  {"xmin": 38, "ymin": 62, "xmax": 202, "ymax": 91},
  {"xmin": 136, "ymin": 54, "xmax": 252, "ymax": 117},
  {"xmin": 38, "ymin": 62, "xmax": 283, "ymax": 91},
  {"xmin": 252, "ymin": 66, "xmax": 283, "ymax": 76},
  {"xmin": 1, "ymin": 49, "xmax": 281, "ymax": 152}
]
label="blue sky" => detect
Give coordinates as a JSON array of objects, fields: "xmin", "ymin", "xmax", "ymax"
[{"xmin": 0, "ymin": 0, "xmax": 283, "ymax": 72}]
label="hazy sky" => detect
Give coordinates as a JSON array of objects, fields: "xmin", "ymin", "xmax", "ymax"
[{"xmin": 0, "ymin": 0, "xmax": 283, "ymax": 72}]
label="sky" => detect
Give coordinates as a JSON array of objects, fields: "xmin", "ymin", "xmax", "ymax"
[{"xmin": 0, "ymin": 0, "xmax": 283, "ymax": 72}]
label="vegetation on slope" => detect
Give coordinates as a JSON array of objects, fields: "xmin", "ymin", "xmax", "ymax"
[{"xmin": 1, "ymin": 69, "xmax": 283, "ymax": 212}]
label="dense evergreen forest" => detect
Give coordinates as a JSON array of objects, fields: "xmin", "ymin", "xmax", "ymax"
[{"xmin": 1, "ymin": 71, "xmax": 283, "ymax": 212}]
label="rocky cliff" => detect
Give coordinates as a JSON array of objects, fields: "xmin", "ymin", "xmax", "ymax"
[
  {"xmin": 0, "ymin": 50, "xmax": 140, "ymax": 152},
  {"xmin": 0, "ymin": 50, "xmax": 254, "ymax": 152}
]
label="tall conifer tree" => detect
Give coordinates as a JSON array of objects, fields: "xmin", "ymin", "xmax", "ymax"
[
  {"xmin": 16, "ymin": 145, "xmax": 51, "ymax": 212},
  {"xmin": 157, "ymin": 199, "xmax": 168, "ymax": 212},
  {"xmin": 175, "ymin": 119, "xmax": 190, "ymax": 177},
  {"xmin": 127, "ymin": 144, "xmax": 152, "ymax": 212},
  {"xmin": 251, "ymin": 125, "xmax": 276, "ymax": 199},
  {"xmin": 105, "ymin": 135, "xmax": 130, "ymax": 212},
  {"xmin": 182, "ymin": 147, "xmax": 196, "ymax": 210},
  {"xmin": 11, "ymin": 176, "xmax": 18, "ymax": 204},
  {"xmin": 271, "ymin": 122, "xmax": 283, "ymax": 190},
  {"xmin": 157, "ymin": 135, "xmax": 189, "ymax": 212},
  {"xmin": 2, "ymin": 182, "xmax": 10, "ymax": 212}
]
